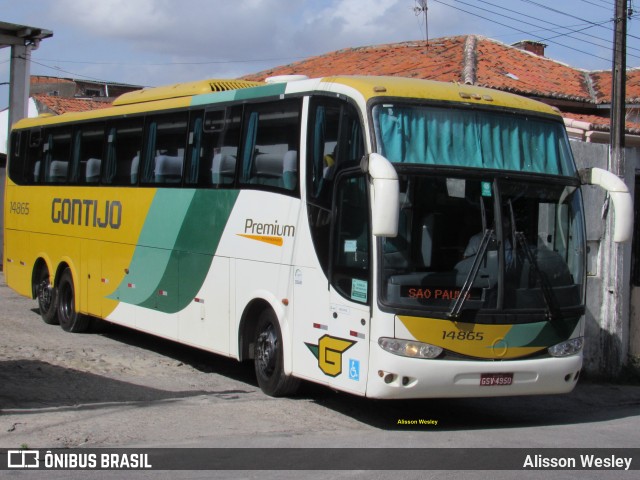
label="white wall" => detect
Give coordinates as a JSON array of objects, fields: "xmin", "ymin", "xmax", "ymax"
[{"xmin": 0, "ymin": 97, "xmax": 39, "ymax": 154}]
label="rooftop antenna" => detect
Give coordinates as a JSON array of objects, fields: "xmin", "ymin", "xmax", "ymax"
[{"xmin": 414, "ymin": 0, "xmax": 429, "ymax": 47}]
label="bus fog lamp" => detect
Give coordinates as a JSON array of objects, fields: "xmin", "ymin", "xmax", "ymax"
[
  {"xmin": 548, "ymin": 337, "xmax": 584, "ymax": 357},
  {"xmin": 378, "ymin": 337, "xmax": 442, "ymax": 359}
]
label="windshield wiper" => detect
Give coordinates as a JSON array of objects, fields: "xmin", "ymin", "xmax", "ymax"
[
  {"xmin": 448, "ymin": 229, "xmax": 494, "ymax": 319},
  {"xmin": 514, "ymin": 232, "xmax": 563, "ymax": 323}
]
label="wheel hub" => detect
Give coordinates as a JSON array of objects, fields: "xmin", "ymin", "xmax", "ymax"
[
  {"xmin": 38, "ymin": 281, "xmax": 52, "ymax": 309},
  {"xmin": 256, "ymin": 326, "xmax": 277, "ymax": 377}
]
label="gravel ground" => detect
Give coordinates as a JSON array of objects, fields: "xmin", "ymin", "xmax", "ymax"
[{"xmin": 1, "ymin": 270, "xmax": 639, "ymax": 461}]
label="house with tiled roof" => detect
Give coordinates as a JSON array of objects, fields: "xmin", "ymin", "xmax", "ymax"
[
  {"xmin": 0, "ymin": 76, "xmax": 143, "ymax": 155},
  {"xmin": 244, "ymin": 35, "xmax": 640, "ymax": 144},
  {"xmin": 32, "ymin": 94, "xmax": 113, "ymax": 115},
  {"xmin": 29, "ymin": 75, "xmax": 142, "ymax": 102}
]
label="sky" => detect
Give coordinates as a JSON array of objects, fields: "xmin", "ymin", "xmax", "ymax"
[{"xmin": 1, "ymin": 0, "xmax": 638, "ymax": 109}]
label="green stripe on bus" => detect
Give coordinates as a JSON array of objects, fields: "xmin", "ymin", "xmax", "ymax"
[
  {"xmin": 191, "ymin": 90, "xmax": 237, "ymax": 106},
  {"xmin": 111, "ymin": 189, "xmax": 239, "ymax": 313},
  {"xmin": 502, "ymin": 317, "xmax": 580, "ymax": 348},
  {"xmin": 108, "ymin": 190, "xmax": 194, "ymax": 304},
  {"xmin": 190, "ymin": 83, "xmax": 287, "ymax": 107},
  {"xmin": 234, "ymin": 83, "xmax": 286, "ymax": 100}
]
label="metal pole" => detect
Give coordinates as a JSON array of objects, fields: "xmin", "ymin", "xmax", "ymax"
[
  {"xmin": 610, "ymin": 0, "xmax": 627, "ymax": 175},
  {"xmin": 8, "ymin": 43, "xmax": 32, "ymax": 130}
]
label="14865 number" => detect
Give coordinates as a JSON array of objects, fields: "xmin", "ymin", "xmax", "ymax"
[
  {"xmin": 9, "ymin": 202, "xmax": 30, "ymax": 215},
  {"xmin": 442, "ymin": 330, "xmax": 484, "ymax": 341}
]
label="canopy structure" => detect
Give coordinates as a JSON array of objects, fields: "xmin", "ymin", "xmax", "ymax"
[
  {"xmin": 0, "ymin": 21, "xmax": 52, "ymax": 270},
  {"xmin": 0, "ymin": 20, "xmax": 53, "ymax": 130}
]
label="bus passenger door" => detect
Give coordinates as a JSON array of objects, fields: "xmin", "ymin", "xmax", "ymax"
[
  {"xmin": 327, "ymin": 173, "xmax": 372, "ymax": 395},
  {"xmin": 294, "ymin": 173, "xmax": 372, "ymax": 396}
]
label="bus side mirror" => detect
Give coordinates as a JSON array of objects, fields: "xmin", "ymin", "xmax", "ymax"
[
  {"xmin": 580, "ymin": 167, "xmax": 634, "ymax": 243},
  {"xmin": 365, "ymin": 153, "xmax": 399, "ymax": 237}
]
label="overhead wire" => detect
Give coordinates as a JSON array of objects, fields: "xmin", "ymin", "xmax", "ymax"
[
  {"xmin": 25, "ymin": 53, "xmax": 310, "ymax": 86},
  {"xmin": 19, "ymin": 0, "xmax": 640, "ymax": 83},
  {"xmin": 32, "ymin": 55, "xmax": 309, "ymax": 67},
  {"xmin": 28, "ymin": 58, "xmax": 138, "ymax": 84},
  {"xmin": 577, "ymin": 0, "xmax": 615, "ymax": 10},
  {"xmin": 459, "ymin": 0, "xmax": 638, "ymax": 53},
  {"xmin": 519, "ymin": 0, "xmax": 640, "ymax": 41},
  {"xmin": 430, "ymin": 0, "xmax": 614, "ymax": 62},
  {"xmin": 26, "ymin": 53, "xmax": 309, "ymax": 87},
  {"xmin": 478, "ymin": 0, "xmax": 629, "ymax": 52},
  {"xmin": 431, "ymin": 0, "xmax": 640, "ymax": 62}
]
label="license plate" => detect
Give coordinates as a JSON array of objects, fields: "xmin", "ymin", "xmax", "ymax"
[{"xmin": 480, "ymin": 373, "xmax": 513, "ymax": 386}]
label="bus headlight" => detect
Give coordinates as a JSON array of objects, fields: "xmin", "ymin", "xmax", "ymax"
[
  {"xmin": 548, "ymin": 337, "xmax": 584, "ymax": 357},
  {"xmin": 378, "ymin": 337, "xmax": 443, "ymax": 359}
]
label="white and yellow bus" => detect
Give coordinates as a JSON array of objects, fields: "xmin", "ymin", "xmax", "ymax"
[{"xmin": 3, "ymin": 75, "xmax": 632, "ymax": 398}]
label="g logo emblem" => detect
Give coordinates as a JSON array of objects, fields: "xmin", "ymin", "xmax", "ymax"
[{"xmin": 306, "ymin": 335, "xmax": 356, "ymax": 377}]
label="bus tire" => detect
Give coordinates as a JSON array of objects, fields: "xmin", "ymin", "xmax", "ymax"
[
  {"xmin": 57, "ymin": 268, "xmax": 90, "ymax": 333},
  {"xmin": 253, "ymin": 309, "xmax": 300, "ymax": 397},
  {"xmin": 36, "ymin": 267, "xmax": 59, "ymax": 325}
]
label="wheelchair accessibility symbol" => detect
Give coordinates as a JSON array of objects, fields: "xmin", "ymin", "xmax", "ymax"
[{"xmin": 349, "ymin": 359, "xmax": 360, "ymax": 381}]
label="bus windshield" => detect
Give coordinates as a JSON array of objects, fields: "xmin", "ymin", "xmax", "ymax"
[
  {"xmin": 380, "ymin": 173, "xmax": 586, "ymax": 319},
  {"xmin": 373, "ymin": 103, "xmax": 576, "ymax": 176}
]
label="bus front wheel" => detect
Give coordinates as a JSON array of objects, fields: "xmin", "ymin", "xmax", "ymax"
[
  {"xmin": 253, "ymin": 309, "xmax": 299, "ymax": 397},
  {"xmin": 57, "ymin": 268, "xmax": 90, "ymax": 333},
  {"xmin": 36, "ymin": 267, "xmax": 59, "ymax": 325}
]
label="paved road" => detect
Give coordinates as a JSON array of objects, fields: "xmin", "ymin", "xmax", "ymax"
[{"xmin": 0, "ymin": 272, "xmax": 639, "ymax": 479}]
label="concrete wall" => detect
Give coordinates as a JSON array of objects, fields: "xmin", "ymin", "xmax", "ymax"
[
  {"xmin": 630, "ymin": 288, "xmax": 640, "ymax": 363},
  {"xmin": 570, "ymin": 141, "xmax": 637, "ymax": 376}
]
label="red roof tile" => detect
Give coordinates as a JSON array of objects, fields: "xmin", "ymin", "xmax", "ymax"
[
  {"xmin": 244, "ymin": 34, "xmax": 638, "ymax": 107},
  {"xmin": 30, "ymin": 75, "xmax": 75, "ymax": 85},
  {"xmin": 244, "ymin": 35, "xmax": 640, "ymax": 133},
  {"xmin": 33, "ymin": 94, "xmax": 113, "ymax": 115},
  {"xmin": 563, "ymin": 111, "xmax": 640, "ymax": 134},
  {"xmin": 591, "ymin": 68, "xmax": 640, "ymax": 104},
  {"xmin": 243, "ymin": 37, "xmax": 468, "ymax": 83},
  {"xmin": 474, "ymin": 39, "xmax": 591, "ymax": 102}
]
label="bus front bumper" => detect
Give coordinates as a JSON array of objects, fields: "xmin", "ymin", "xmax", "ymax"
[{"xmin": 365, "ymin": 342, "xmax": 582, "ymax": 399}]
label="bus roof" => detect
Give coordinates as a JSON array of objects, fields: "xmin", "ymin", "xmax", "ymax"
[
  {"xmin": 112, "ymin": 79, "xmax": 264, "ymax": 106},
  {"xmin": 12, "ymin": 75, "xmax": 560, "ymax": 130},
  {"xmin": 321, "ymin": 76, "xmax": 559, "ymax": 116}
]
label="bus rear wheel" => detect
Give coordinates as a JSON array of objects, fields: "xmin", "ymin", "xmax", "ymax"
[
  {"xmin": 57, "ymin": 268, "xmax": 90, "ymax": 333},
  {"xmin": 253, "ymin": 309, "xmax": 299, "ymax": 397},
  {"xmin": 36, "ymin": 267, "xmax": 59, "ymax": 325}
]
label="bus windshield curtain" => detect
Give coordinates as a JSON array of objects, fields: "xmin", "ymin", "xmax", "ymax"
[
  {"xmin": 189, "ymin": 117, "xmax": 202, "ymax": 184},
  {"xmin": 242, "ymin": 111, "xmax": 258, "ymax": 181},
  {"xmin": 376, "ymin": 107, "xmax": 573, "ymax": 175}
]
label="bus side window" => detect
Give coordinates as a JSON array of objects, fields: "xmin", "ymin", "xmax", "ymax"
[
  {"xmin": 8, "ymin": 131, "xmax": 26, "ymax": 184},
  {"xmin": 104, "ymin": 119, "xmax": 143, "ymax": 186},
  {"xmin": 26, "ymin": 129, "xmax": 43, "ymax": 184},
  {"xmin": 141, "ymin": 113, "xmax": 188, "ymax": 185},
  {"xmin": 185, "ymin": 111, "xmax": 204, "ymax": 186},
  {"xmin": 196, "ymin": 107, "xmax": 242, "ymax": 188},
  {"xmin": 307, "ymin": 98, "xmax": 364, "ymax": 205},
  {"xmin": 74, "ymin": 123, "xmax": 105, "ymax": 185},
  {"xmin": 240, "ymin": 99, "xmax": 300, "ymax": 192},
  {"xmin": 43, "ymin": 128, "xmax": 72, "ymax": 184},
  {"xmin": 332, "ymin": 174, "xmax": 370, "ymax": 304},
  {"xmin": 307, "ymin": 97, "xmax": 365, "ymax": 277}
]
